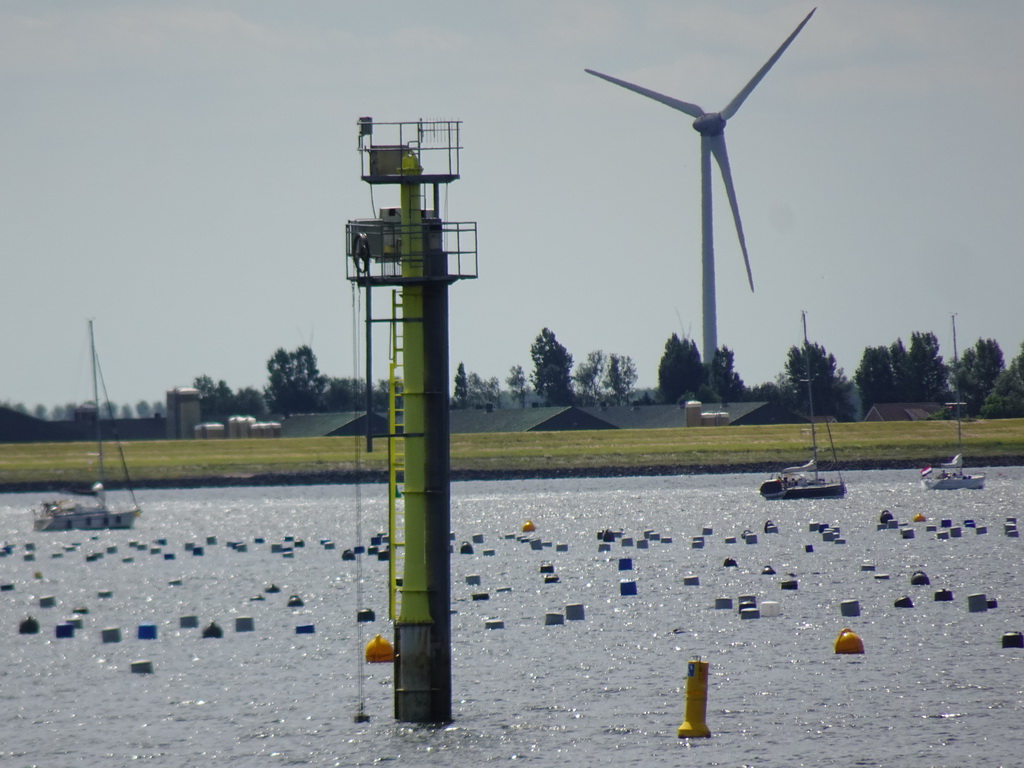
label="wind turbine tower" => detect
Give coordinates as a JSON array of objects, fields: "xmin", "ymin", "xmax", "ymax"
[{"xmin": 587, "ymin": 8, "xmax": 815, "ymax": 364}]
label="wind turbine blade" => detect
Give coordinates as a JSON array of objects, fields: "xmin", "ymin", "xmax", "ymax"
[
  {"xmin": 720, "ymin": 8, "xmax": 815, "ymax": 120},
  {"xmin": 585, "ymin": 68, "xmax": 705, "ymax": 118},
  {"xmin": 709, "ymin": 134, "xmax": 754, "ymax": 292}
]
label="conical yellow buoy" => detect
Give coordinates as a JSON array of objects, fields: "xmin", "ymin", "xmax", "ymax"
[
  {"xmin": 522, "ymin": 520, "xmax": 535, "ymax": 532},
  {"xmin": 365, "ymin": 633, "xmax": 394, "ymax": 663},
  {"xmin": 913, "ymin": 513, "xmax": 926, "ymax": 522},
  {"xmin": 834, "ymin": 628, "xmax": 864, "ymax": 654},
  {"xmin": 677, "ymin": 659, "xmax": 712, "ymax": 738}
]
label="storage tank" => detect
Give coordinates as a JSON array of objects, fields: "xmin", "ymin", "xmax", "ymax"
[
  {"xmin": 166, "ymin": 388, "xmax": 201, "ymax": 440},
  {"xmin": 700, "ymin": 412, "xmax": 731, "ymax": 427},
  {"xmin": 684, "ymin": 401, "xmax": 703, "ymax": 428},
  {"xmin": 194, "ymin": 423, "xmax": 225, "ymax": 439}
]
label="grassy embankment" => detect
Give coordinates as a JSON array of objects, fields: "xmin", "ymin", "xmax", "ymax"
[{"xmin": 1, "ymin": 418, "xmax": 1023, "ymax": 488}]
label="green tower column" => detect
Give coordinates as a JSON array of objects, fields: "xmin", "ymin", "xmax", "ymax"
[{"xmin": 394, "ymin": 151, "xmax": 452, "ymax": 723}]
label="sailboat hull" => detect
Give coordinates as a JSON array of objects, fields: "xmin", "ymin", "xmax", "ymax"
[
  {"xmin": 760, "ymin": 478, "xmax": 846, "ymax": 500},
  {"xmin": 921, "ymin": 474, "xmax": 985, "ymax": 491},
  {"xmin": 34, "ymin": 501, "xmax": 138, "ymax": 531}
]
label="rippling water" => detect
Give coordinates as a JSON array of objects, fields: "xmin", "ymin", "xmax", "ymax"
[{"xmin": 2, "ymin": 469, "xmax": 1023, "ymax": 767}]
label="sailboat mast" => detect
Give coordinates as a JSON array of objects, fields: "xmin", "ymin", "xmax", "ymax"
[
  {"xmin": 89, "ymin": 320, "xmax": 105, "ymax": 486},
  {"xmin": 802, "ymin": 311, "xmax": 819, "ymax": 480},
  {"xmin": 952, "ymin": 314, "xmax": 962, "ymax": 452}
]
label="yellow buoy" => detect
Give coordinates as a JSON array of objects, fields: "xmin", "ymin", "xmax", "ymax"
[
  {"xmin": 522, "ymin": 520, "xmax": 536, "ymax": 532},
  {"xmin": 913, "ymin": 513, "xmax": 926, "ymax": 522},
  {"xmin": 834, "ymin": 628, "xmax": 865, "ymax": 654},
  {"xmin": 365, "ymin": 633, "xmax": 394, "ymax": 663},
  {"xmin": 677, "ymin": 658, "xmax": 712, "ymax": 738}
]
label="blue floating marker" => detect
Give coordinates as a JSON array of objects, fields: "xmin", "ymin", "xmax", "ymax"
[
  {"xmin": 137, "ymin": 624, "xmax": 158, "ymax": 640},
  {"xmin": 295, "ymin": 624, "xmax": 315, "ymax": 635},
  {"xmin": 620, "ymin": 580, "xmax": 637, "ymax": 596},
  {"xmin": 55, "ymin": 623, "xmax": 75, "ymax": 639},
  {"xmin": 192, "ymin": 546, "xmax": 204, "ymax": 556},
  {"xmin": 163, "ymin": 553, "xmax": 176, "ymax": 560},
  {"xmin": 618, "ymin": 557, "xmax": 633, "ymax": 571}
]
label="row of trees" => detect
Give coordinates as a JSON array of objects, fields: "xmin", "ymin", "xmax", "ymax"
[
  {"xmin": 9, "ymin": 329, "xmax": 1024, "ymax": 423},
  {"xmin": 2, "ymin": 400, "xmax": 166, "ymax": 421}
]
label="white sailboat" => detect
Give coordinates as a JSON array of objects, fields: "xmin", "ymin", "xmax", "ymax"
[
  {"xmin": 34, "ymin": 321, "xmax": 142, "ymax": 530},
  {"xmin": 760, "ymin": 313, "xmax": 846, "ymax": 500},
  {"xmin": 921, "ymin": 316, "xmax": 985, "ymax": 491}
]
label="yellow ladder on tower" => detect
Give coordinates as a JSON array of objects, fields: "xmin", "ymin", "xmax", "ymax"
[{"xmin": 388, "ymin": 290, "xmax": 406, "ymax": 620}]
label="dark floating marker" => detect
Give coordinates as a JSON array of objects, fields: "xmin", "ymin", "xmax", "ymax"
[
  {"xmin": 1001, "ymin": 632, "xmax": 1023, "ymax": 649},
  {"xmin": 894, "ymin": 596, "xmax": 914, "ymax": 608},
  {"xmin": 934, "ymin": 589, "xmax": 954, "ymax": 602},
  {"xmin": 202, "ymin": 621, "xmax": 223, "ymax": 639},
  {"xmin": 723, "ymin": 558, "xmax": 737, "ymax": 568},
  {"xmin": 357, "ymin": 608, "xmax": 376, "ymax": 622},
  {"xmin": 287, "ymin": 595, "xmax": 304, "ymax": 608},
  {"xmin": 459, "ymin": 542, "xmax": 474, "ymax": 555},
  {"xmin": 910, "ymin": 571, "xmax": 930, "ymax": 586}
]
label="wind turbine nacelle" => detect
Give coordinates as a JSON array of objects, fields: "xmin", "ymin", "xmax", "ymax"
[{"xmin": 692, "ymin": 113, "xmax": 726, "ymax": 136}]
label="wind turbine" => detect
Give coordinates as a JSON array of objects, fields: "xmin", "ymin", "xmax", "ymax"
[{"xmin": 586, "ymin": 8, "xmax": 815, "ymax": 365}]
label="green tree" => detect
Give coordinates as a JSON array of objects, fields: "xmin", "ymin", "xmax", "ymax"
[
  {"xmin": 706, "ymin": 346, "xmax": 745, "ymax": 403},
  {"xmin": 453, "ymin": 363, "xmax": 469, "ymax": 409},
  {"xmin": 573, "ymin": 350, "xmax": 607, "ymax": 406},
  {"xmin": 981, "ymin": 341, "xmax": 1024, "ymax": 418},
  {"xmin": 323, "ymin": 377, "xmax": 365, "ymax": 412},
  {"xmin": 136, "ymin": 400, "xmax": 153, "ymax": 419},
  {"xmin": 748, "ymin": 378, "xmax": 785, "ymax": 404},
  {"xmin": 604, "ymin": 353, "xmax": 638, "ymax": 405},
  {"xmin": 530, "ymin": 328, "xmax": 574, "ymax": 406},
  {"xmin": 956, "ymin": 338, "xmax": 1004, "ymax": 416},
  {"xmin": 657, "ymin": 333, "xmax": 704, "ymax": 404},
  {"xmin": 854, "ymin": 345, "xmax": 896, "ymax": 412},
  {"xmin": 784, "ymin": 341, "xmax": 856, "ymax": 422},
  {"xmin": 903, "ymin": 332, "xmax": 948, "ymax": 402},
  {"xmin": 193, "ymin": 375, "xmax": 236, "ymax": 419},
  {"xmin": 888, "ymin": 338, "xmax": 911, "ymax": 400},
  {"xmin": 264, "ymin": 345, "xmax": 327, "ymax": 416},
  {"xmin": 234, "ymin": 386, "xmax": 268, "ymax": 417},
  {"xmin": 506, "ymin": 365, "xmax": 529, "ymax": 408}
]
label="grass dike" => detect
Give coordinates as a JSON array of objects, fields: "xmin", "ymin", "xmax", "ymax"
[{"xmin": 1, "ymin": 418, "xmax": 1023, "ymax": 491}]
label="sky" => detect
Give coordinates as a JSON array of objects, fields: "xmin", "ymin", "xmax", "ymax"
[{"xmin": 3, "ymin": 1, "xmax": 1023, "ymax": 411}]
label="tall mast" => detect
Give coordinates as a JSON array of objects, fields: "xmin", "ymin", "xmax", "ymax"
[
  {"xmin": 952, "ymin": 314, "xmax": 962, "ymax": 453},
  {"xmin": 89, "ymin": 319, "xmax": 105, "ymax": 486},
  {"xmin": 801, "ymin": 311, "xmax": 819, "ymax": 481}
]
